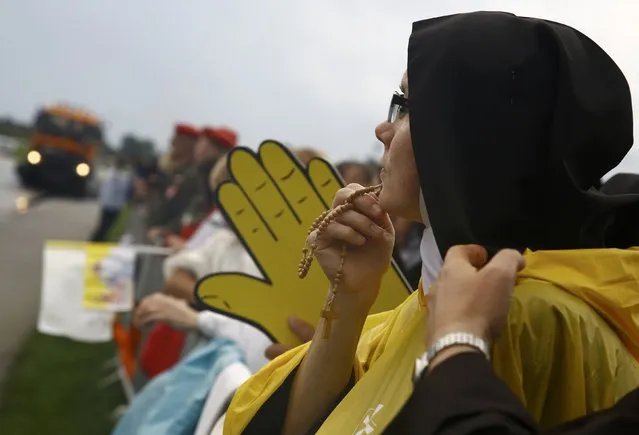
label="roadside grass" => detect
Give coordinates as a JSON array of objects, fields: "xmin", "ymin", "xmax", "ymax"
[
  {"xmin": 0, "ymin": 335, "xmax": 125, "ymax": 435},
  {"xmin": 0, "ymin": 207, "xmax": 132, "ymax": 435},
  {"xmin": 12, "ymin": 142, "xmax": 28, "ymax": 161}
]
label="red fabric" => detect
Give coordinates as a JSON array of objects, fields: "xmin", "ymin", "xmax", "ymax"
[
  {"xmin": 140, "ymin": 323, "xmax": 187, "ymax": 379},
  {"xmin": 180, "ymin": 207, "xmax": 216, "ymax": 240},
  {"xmin": 211, "ymin": 127, "xmax": 238, "ymax": 149},
  {"xmin": 175, "ymin": 123, "xmax": 199, "ymax": 138},
  {"xmin": 180, "ymin": 221, "xmax": 202, "ymax": 240},
  {"xmin": 201, "ymin": 127, "xmax": 238, "ymax": 149},
  {"xmin": 200, "ymin": 126, "xmax": 216, "ymax": 139}
]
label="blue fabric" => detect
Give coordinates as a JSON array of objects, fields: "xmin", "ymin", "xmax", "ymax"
[{"xmin": 112, "ymin": 338, "xmax": 244, "ymax": 435}]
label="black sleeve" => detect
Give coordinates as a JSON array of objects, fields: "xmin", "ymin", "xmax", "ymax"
[
  {"xmin": 387, "ymin": 352, "xmax": 539, "ymax": 435},
  {"xmin": 546, "ymin": 388, "xmax": 639, "ymax": 435},
  {"xmin": 243, "ymin": 367, "xmax": 355, "ymax": 435},
  {"xmin": 242, "ymin": 351, "xmax": 639, "ymax": 435}
]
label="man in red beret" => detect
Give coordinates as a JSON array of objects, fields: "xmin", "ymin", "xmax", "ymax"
[
  {"xmin": 163, "ymin": 126, "xmax": 239, "ymax": 250},
  {"xmin": 146, "ymin": 123, "xmax": 203, "ymax": 243},
  {"xmin": 196, "ymin": 127, "xmax": 237, "ymax": 163},
  {"xmin": 207, "ymin": 127, "xmax": 238, "ymax": 151}
]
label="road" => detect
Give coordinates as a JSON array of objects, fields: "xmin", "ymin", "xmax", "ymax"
[
  {"xmin": 0, "ymin": 157, "xmax": 99, "ymax": 384},
  {"xmin": 0, "ymin": 157, "xmax": 40, "ymax": 221}
]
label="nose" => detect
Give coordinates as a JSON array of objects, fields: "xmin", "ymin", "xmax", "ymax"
[{"xmin": 375, "ymin": 121, "xmax": 393, "ymax": 152}]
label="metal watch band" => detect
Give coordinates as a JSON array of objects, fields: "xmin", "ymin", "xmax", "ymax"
[{"xmin": 414, "ymin": 332, "xmax": 490, "ymax": 382}]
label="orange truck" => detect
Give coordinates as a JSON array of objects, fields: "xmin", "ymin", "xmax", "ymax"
[{"xmin": 17, "ymin": 104, "xmax": 103, "ymax": 196}]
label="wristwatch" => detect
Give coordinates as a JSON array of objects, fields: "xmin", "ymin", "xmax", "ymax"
[{"xmin": 414, "ymin": 332, "xmax": 490, "ymax": 382}]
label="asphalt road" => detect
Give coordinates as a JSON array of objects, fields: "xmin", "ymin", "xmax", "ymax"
[
  {"xmin": 0, "ymin": 157, "xmax": 99, "ymax": 385},
  {"xmin": 0, "ymin": 158, "xmax": 40, "ymax": 222}
]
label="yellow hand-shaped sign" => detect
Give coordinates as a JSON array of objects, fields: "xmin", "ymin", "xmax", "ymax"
[{"xmin": 195, "ymin": 140, "xmax": 411, "ymax": 345}]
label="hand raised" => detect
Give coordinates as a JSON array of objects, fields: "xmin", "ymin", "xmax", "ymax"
[
  {"xmin": 305, "ymin": 183, "xmax": 395, "ymax": 308},
  {"xmin": 195, "ymin": 140, "xmax": 411, "ymax": 345}
]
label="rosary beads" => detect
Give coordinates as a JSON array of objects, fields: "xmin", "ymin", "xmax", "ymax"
[{"xmin": 298, "ymin": 184, "xmax": 383, "ymax": 338}]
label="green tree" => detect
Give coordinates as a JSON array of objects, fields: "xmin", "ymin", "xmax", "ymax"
[
  {"xmin": 119, "ymin": 134, "xmax": 156, "ymax": 160},
  {"xmin": 0, "ymin": 117, "xmax": 33, "ymax": 139}
]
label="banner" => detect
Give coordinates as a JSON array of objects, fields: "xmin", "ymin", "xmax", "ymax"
[
  {"xmin": 38, "ymin": 241, "xmax": 170, "ymax": 342},
  {"xmin": 37, "ymin": 241, "xmax": 115, "ymax": 342},
  {"xmin": 84, "ymin": 243, "xmax": 136, "ymax": 311}
]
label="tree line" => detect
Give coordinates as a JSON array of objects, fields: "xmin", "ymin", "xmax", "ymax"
[{"xmin": 0, "ymin": 117, "xmax": 156, "ymax": 160}]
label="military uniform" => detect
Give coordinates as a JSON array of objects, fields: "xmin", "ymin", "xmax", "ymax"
[
  {"xmin": 146, "ymin": 163, "xmax": 204, "ymax": 235},
  {"xmin": 178, "ymin": 165, "xmax": 216, "ymax": 238},
  {"xmin": 177, "ymin": 127, "xmax": 239, "ymax": 239}
]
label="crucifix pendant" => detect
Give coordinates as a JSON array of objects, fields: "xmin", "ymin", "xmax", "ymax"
[
  {"xmin": 320, "ymin": 291, "xmax": 338, "ymax": 339},
  {"xmin": 320, "ymin": 306, "xmax": 338, "ymax": 338}
]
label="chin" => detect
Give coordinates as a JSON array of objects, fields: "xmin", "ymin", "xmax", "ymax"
[
  {"xmin": 379, "ymin": 185, "xmax": 422, "ymax": 222},
  {"xmin": 378, "ymin": 187, "xmax": 399, "ymax": 214}
]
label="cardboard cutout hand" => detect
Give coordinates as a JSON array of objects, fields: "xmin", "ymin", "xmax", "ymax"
[{"xmin": 195, "ymin": 140, "xmax": 411, "ymax": 345}]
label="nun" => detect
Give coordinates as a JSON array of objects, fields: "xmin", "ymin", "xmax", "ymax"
[{"xmin": 224, "ymin": 12, "xmax": 639, "ymax": 434}]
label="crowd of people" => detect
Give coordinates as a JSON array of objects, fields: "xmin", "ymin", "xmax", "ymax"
[
  {"xmin": 89, "ymin": 10, "xmax": 639, "ymax": 435},
  {"xmin": 93, "ymin": 117, "xmax": 425, "ymax": 433}
]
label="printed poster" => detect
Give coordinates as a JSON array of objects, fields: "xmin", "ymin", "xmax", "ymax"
[
  {"xmin": 38, "ymin": 241, "xmax": 115, "ymax": 342},
  {"xmin": 84, "ymin": 243, "xmax": 136, "ymax": 311}
]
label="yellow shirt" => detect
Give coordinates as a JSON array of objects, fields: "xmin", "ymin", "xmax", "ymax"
[{"xmin": 226, "ymin": 248, "xmax": 639, "ymax": 433}]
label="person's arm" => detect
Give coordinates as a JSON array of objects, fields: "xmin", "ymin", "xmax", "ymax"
[
  {"xmin": 164, "ymin": 269, "xmax": 197, "ymax": 303},
  {"xmin": 134, "ymin": 293, "xmax": 199, "ymax": 331},
  {"xmin": 196, "ymin": 310, "xmax": 226, "ymax": 338},
  {"xmin": 389, "ymin": 350, "xmax": 539, "ymax": 435},
  {"xmin": 547, "ymin": 388, "xmax": 639, "ymax": 434},
  {"xmin": 162, "ymin": 239, "xmax": 213, "ymax": 302},
  {"xmin": 241, "ymin": 291, "xmax": 372, "ymax": 435},
  {"xmin": 405, "ymin": 348, "xmax": 639, "ymax": 435},
  {"xmin": 165, "ymin": 234, "xmax": 186, "ymax": 253},
  {"xmin": 264, "ymin": 316, "xmax": 315, "ymax": 360},
  {"xmin": 386, "ymin": 245, "xmax": 534, "ymax": 435},
  {"xmin": 282, "ymin": 291, "xmax": 372, "ymax": 435},
  {"xmin": 230, "ymin": 185, "xmax": 393, "ymax": 435}
]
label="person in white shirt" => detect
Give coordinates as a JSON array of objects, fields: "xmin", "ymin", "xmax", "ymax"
[
  {"xmin": 89, "ymin": 155, "xmax": 132, "ymax": 242},
  {"xmin": 133, "ymin": 292, "xmax": 315, "ymax": 435}
]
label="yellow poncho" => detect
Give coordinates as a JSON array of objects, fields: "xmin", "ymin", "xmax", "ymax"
[{"xmin": 226, "ymin": 248, "xmax": 639, "ymax": 433}]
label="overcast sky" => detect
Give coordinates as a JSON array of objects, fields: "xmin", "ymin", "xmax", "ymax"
[{"xmin": 0, "ymin": 0, "xmax": 637, "ymax": 175}]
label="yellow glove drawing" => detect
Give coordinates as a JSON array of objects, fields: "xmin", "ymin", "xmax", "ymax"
[{"xmin": 196, "ymin": 140, "xmax": 411, "ymax": 345}]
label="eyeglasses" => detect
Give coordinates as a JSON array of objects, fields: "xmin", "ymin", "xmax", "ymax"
[{"xmin": 387, "ymin": 92, "xmax": 409, "ymax": 123}]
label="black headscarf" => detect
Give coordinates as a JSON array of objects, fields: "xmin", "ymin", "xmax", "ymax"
[
  {"xmin": 601, "ymin": 173, "xmax": 639, "ymax": 195},
  {"xmin": 407, "ymin": 11, "xmax": 639, "ymax": 257}
]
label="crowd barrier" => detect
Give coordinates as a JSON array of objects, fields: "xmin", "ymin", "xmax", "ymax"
[{"xmin": 110, "ymin": 203, "xmax": 202, "ymax": 407}]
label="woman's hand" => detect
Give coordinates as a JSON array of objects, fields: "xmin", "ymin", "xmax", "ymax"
[
  {"xmin": 308, "ymin": 183, "xmax": 395, "ymax": 307},
  {"xmin": 146, "ymin": 227, "xmax": 167, "ymax": 244},
  {"xmin": 427, "ymin": 245, "xmax": 525, "ymax": 347},
  {"xmin": 282, "ymin": 185, "xmax": 393, "ymax": 435},
  {"xmin": 264, "ymin": 316, "xmax": 316, "ymax": 360},
  {"xmin": 166, "ymin": 234, "xmax": 186, "ymax": 253},
  {"xmin": 134, "ymin": 293, "xmax": 199, "ymax": 331}
]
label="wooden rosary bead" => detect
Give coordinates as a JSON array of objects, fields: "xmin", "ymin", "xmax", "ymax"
[{"xmin": 298, "ymin": 184, "xmax": 383, "ymax": 338}]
